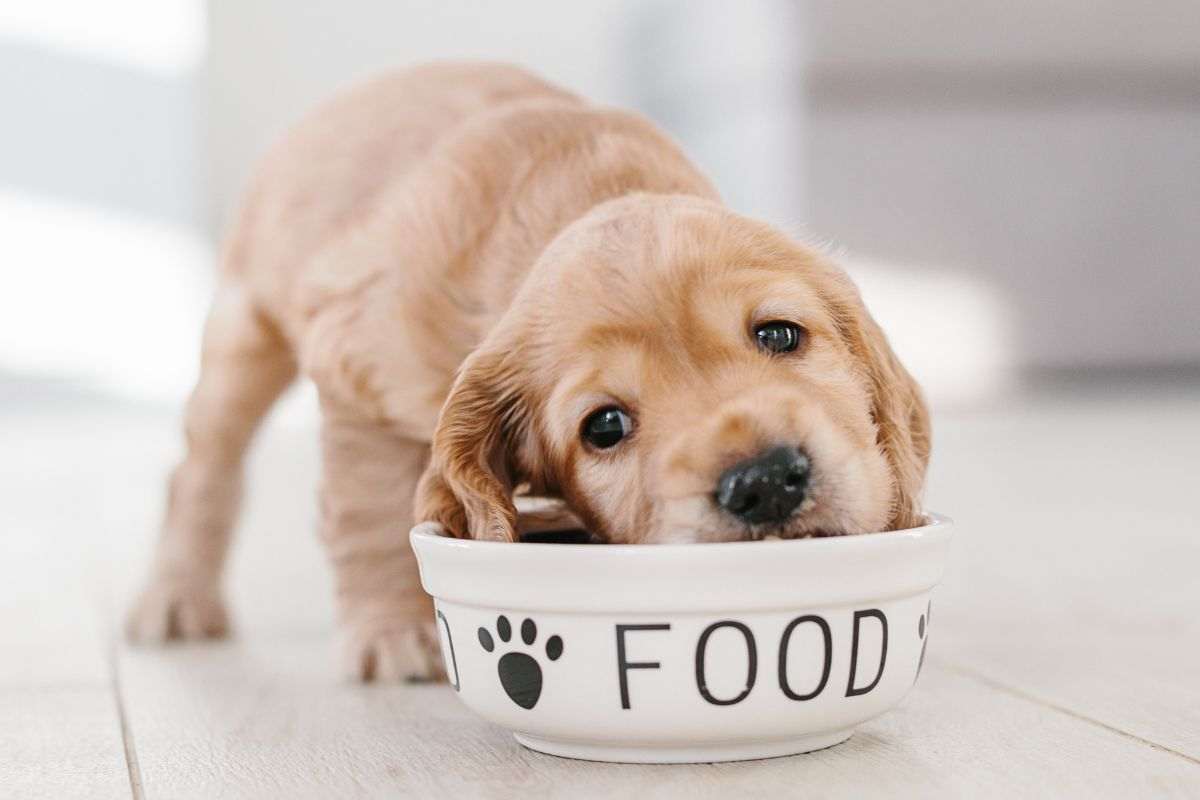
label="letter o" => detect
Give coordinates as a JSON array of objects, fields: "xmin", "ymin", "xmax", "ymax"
[
  {"xmin": 695, "ymin": 621, "xmax": 757, "ymax": 706},
  {"xmin": 777, "ymin": 615, "xmax": 832, "ymax": 701}
]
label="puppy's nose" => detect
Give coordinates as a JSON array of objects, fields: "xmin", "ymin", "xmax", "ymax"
[{"xmin": 714, "ymin": 446, "xmax": 810, "ymax": 525}]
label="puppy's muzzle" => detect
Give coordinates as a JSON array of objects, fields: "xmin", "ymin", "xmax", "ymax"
[{"xmin": 714, "ymin": 445, "xmax": 810, "ymax": 525}]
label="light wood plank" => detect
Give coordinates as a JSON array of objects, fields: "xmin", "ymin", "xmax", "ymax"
[
  {"xmin": 0, "ymin": 407, "xmax": 139, "ymax": 798},
  {"xmin": 116, "ymin": 639, "xmax": 1200, "ymax": 799},
  {"xmin": 0, "ymin": 409, "xmax": 128, "ymax": 687},
  {"xmin": 0, "ymin": 686, "xmax": 131, "ymax": 800},
  {"xmin": 926, "ymin": 392, "xmax": 1200, "ymax": 759}
]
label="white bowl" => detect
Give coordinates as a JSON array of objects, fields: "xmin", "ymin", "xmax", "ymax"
[{"xmin": 411, "ymin": 513, "xmax": 953, "ymax": 764}]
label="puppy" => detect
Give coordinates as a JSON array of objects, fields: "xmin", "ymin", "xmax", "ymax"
[{"xmin": 127, "ymin": 62, "xmax": 929, "ymax": 682}]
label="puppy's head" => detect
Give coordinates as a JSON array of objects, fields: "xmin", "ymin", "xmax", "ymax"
[{"xmin": 416, "ymin": 195, "xmax": 929, "ymax": 543}]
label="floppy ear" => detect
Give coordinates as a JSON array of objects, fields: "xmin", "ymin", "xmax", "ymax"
[
  {"xmin": 822, "ymin": 270, "xmax": 931, "ymax": 530},
  {"xmin": 415, "ymin": 346, "xmax": 531, "ymax": 541}
]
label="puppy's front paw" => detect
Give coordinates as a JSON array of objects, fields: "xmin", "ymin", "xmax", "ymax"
[
  {"xmin": 125, "ymin": 577, "xmax": 230, "ymax": 643},
  {"xmin": 343, "ymin": 619, "xmax": 444, "ymax": 683}
]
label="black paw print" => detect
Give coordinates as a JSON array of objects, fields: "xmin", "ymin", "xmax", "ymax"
[{"xmin": 477, "ymin": 615, "xmax": 563, "ymax": 709}]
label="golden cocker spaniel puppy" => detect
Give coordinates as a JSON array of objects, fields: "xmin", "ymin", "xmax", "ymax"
[{"xmin": 128, "ymin": 63, "xmax": 929, "ymax": 682}]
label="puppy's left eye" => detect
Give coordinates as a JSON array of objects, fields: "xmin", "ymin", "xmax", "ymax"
[
  {"xmin": 754, "ymin": 320, "xmax": 805, "ymax": 354},
  {"xmin": 581, "ymin": 407, "xmax": 632, "ymax": 450}
]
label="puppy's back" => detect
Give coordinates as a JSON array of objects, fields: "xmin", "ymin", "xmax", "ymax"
[{"xmin": 224, "ymin": 62, "xmax": 577, "ymax": 288}]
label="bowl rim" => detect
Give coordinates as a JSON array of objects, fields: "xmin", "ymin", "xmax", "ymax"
[
  {"xmin": 411, "ymin": 512, "xmax": 954, "ymax": 612},
  {"xmin": 411, "ymin": 512, "xmax": 951, "ymax": 555}
]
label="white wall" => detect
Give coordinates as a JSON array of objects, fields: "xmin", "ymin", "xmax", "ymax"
[{"xmin": 0, "ymin": 0, "xmax": 211, "ymax": 401}]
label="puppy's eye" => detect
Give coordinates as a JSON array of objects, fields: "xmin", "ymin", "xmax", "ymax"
[
  {"xmin": 754, "ymin": 320, "xmax": 805, "ymax": 354},
  {"xmin": 581, "ymin": 407, "xmax": 633, "ymax": 449}
]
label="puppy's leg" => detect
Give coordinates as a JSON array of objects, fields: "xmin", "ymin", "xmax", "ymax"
[
  {"xmin": 127, "ymin": 283, "xmax": 295, "ymax": 641},
  {"xmin": 320, "ymin": 404, "xmax": 441, "ymax": 682}
]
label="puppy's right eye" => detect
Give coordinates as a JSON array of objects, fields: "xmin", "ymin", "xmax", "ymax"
[
  {"xmin": 581, "ymin": 407, "xmax": 632, "ymax": 449},
  {"xmin": 754, "ymin": 320, "xmax": 805, "ymax": 354}
]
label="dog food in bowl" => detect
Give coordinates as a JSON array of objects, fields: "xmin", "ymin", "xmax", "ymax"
[{"xmin": 411, "ymin": 514, "xmax": 952, "ymax": 763}]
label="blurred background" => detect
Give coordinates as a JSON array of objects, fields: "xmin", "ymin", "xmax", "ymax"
[{"xmin": 4, "ymin": 0, "xmax": 1197, "ymax": 413}]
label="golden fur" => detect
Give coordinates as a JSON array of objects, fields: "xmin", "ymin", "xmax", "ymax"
[{"xmin": 128, "ymin": 63, "xmax": 929, "ymax": 681}]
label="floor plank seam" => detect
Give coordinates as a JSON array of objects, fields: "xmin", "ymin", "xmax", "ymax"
[
  {"xmin": 109, "ymin": 642, "xmax": 147, "ymax": 800},
  {"xmin": 941, "ymin": 659, "xmax": 1200, "ymax": 768}
]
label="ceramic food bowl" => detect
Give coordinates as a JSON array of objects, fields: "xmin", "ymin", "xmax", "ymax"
[{"xmin": 410, "ymin": 513, "xmax": 952, "ymax": 764}]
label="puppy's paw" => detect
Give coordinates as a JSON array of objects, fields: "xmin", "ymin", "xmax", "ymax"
[
  {"xmin": 125, "ymin": 577, "xmax": 230, "ymax": 643},
  {"xmin": 343, "ymin": 619, "xmax": 444, "ymax": 683}
]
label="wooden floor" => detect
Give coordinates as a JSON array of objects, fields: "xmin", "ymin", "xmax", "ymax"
[{"xmin": 4, "ymin": 379, "xmax": 1199, "ymax": 798}]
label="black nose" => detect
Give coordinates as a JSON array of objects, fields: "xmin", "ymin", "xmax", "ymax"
[{"xmin": 714, "ymin": 446, "xmax": 810, "ymax": 525}]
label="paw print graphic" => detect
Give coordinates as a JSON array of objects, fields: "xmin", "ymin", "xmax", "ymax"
[{"xmin": 477, "ymin": 615, "xmax": 563, "ymax": 709}]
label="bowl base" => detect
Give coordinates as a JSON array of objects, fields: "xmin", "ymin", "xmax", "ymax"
[{"xmin": 513, "ymin": 728, "xmax": 854, "ymax": 764}]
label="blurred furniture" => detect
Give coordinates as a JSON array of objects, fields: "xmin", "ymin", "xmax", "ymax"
[{"xmin": 805, "ymin": 0, "xmax": 1200, "ymax": 371}]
